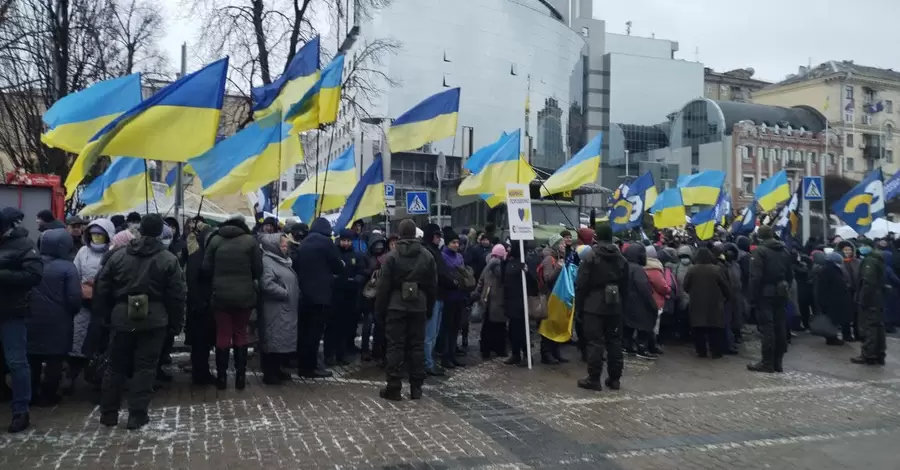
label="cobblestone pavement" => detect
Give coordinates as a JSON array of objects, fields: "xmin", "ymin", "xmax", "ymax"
[{"xmin": 3, "ymin": 331, "xmax": 900, "ymax": 469}]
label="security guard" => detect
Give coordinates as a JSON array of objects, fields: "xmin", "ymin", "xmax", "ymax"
[{"xmin": 747, "ymin": 226, "xmax": 793, "ymax": 373}]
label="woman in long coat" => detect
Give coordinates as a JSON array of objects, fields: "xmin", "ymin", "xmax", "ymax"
[
  {"xmin": 258, "ymin": 233, "xmax": 300, "ymax": 385},
  {"xmin": 816, "ymin": 252, "xmax": 856, "ymax": 344},
  {"xmin": 475, "ymin": 244, "xmax": 508, "ymax": 359},
  {"xmin": 622, "ymin": 244, "xmax": 660, "ymax": 359},
  {"xmin": 683, "ymin": 247, "xmax": 731, "ymax": 358}
]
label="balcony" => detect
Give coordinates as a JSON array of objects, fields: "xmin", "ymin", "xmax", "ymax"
[{"xmin": 863, "ymin": 143, "xmax": 884, "ymax": 160}]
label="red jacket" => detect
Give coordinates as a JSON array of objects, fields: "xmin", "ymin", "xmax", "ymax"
[{"xmin": 644, "ymin": 258, "xmax": 671, "ymax": 310}]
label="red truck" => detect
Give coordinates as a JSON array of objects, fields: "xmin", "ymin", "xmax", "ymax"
[{"xmin": 0, "ymin": 169, "xmax": 66, "ymax": 237}]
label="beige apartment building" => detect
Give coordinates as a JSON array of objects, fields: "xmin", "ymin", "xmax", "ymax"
[
  {"xmin": 754, "ymin": 61, "xmax": 899, "ymax": 180},
  {"xmin": 704, "ymin": 67, "xmax": 771, "ymax": 103}
]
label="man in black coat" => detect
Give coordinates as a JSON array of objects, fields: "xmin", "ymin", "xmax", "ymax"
[
  {"xmin": 0, "ymin": 209, "xmax": 43, "ymax": 433},
  {"xmin": 294, "ymin": 217, "xmax": 344, "ymax": 378},
  {"xmin": 575, "ymin": 224, "xmax": 629, "ymax": 391},
  {"xmin": 421, "ymin": 224, "xmax": 458, "ymax": 376},
  {"xmin": 747, "ymin": 226, "xmax": 794, "ymax": 373},
  {"xmin": 184, "ymin": 217, "xmax": 216, "ymax": 385},
  {"xmin": 325, "ymin": 229, "xmax": 367, "ymax": 366}
]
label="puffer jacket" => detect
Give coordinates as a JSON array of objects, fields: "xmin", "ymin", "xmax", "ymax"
[
  {"xmin": 94, "ymin": 236, "xmax": 186, "ymax": 332},
  {"xmin": 28, "ymin": 229, "xmax": 79, "ymax": 356},
  {"xmin": 574, "ymin": 242, "xmax": 629, "ymax": 316},
  {"xmin": 202, "ymin": 217, "xmax": 264, "ymax": 310},
  {"xmin": 622, "ymin": 244, "xmax": 659, "ymax": 332},
  {"xmin": 0, "ymin": 225, "xmax": 42, "ymax": 321},
  {"xmin": 374, "ymin": 238, "xmax": 437, "ymax": 314},
  {"xmin": 258, "ymin": 234, "xmax": 299, "ymax": 354},
  {"xmin": 71, "ymin": 218, "xmax": 115, "ymax": 356},
  {"xmin": 644, "ymin": 257, "xmax": 670, "ymax": 310}
]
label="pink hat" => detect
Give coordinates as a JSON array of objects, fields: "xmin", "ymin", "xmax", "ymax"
[
  {"xmin": 491, "ymin": 244, "xmax": 507, "ymax": 258},
  {"xmin": 111, "ymin": 229, "xmax": 135, "ymax": 248}
]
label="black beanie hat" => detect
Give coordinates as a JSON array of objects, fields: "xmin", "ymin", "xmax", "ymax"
[
  {"xmin": 443, "ymin": 227, "xmax": 460, "ymax": 244},
  {"xmin": 140, "ymin": 214, "xmax": 165, "ymax": 238},
  {"xmin": 127, "ymin": 212, "xmax": 142, "ymax": 224},
  {"xmin": 758, "ymin": 225, "xmax": 774, "ymax": 240},
  {"xmin": 398, "ymin": 219, "xmax": 417, "ymax": 239},
  {"xmin": 595, "ymin": 223, "xmax": 614, "ymax": 242}
]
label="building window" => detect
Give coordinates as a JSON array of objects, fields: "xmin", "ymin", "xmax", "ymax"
[
  {"xmin": 887, "ymin": 150, "xmax": 894, "ymax": 163},
  {"xmin": 845, "ymin": 111, "xmax": 855, "ymax": 122},
  {"xmin": 510, "ymin": 63, "xmax": 518, "ymax": 76},
  {"xmin": 845, "ymin": 85, "xmax": 854, "ymax": 100},
  {"xmin": 281, "ymin": 181, "xmax": 287, "ymax": 192},
  {"xmin": 846, "ymin": 157, "xmax": 855, "ymax": 171},
  {"xmin": 846, "ymin": 133, "xmax": 854, "ymax": 147},
  {"xmin": 741, "ymin": 175, "xmax": 754, "ymax": 196},
  {"xmin": 443, "ymin": 49, "xmax": 451, "ymax": 62},
  {"xmin": 867, "ymin": 158, "xmax": 875, "ymax": 171},
  {"xmin": 741, "ymin": 146, "xmax": 751, "ymax": 162},
  {"xmin": 831, "ymin": 153, "xmax": 838, "ymax": 166},
  {"xmin": 810, "ymin": 152, "xmax": 818, "ymax": 165},
  {"xmin": 887, "ymin": 100, "xmax": 894, "ymax": 113},
  {"xmin": 581, "ymin": 27, "xmax": 589, "ymax": 37},
  {"xmin": 864, "ymin": 88, "xmax": 876, "ymax": 103},
  {"xmin": 794, "ymin": 150, "xmax": 803, "ymax": 164},
  {"xmin": 758, "ymin": 147, "xmax": 766, "ymax": 161},
  {"xmin": 781, "ymin": 149, "xmax": 789, "ymax": 164},
  {"xmin": 887, "ymin": 124, "xmax": 894, "ymax": 142}
]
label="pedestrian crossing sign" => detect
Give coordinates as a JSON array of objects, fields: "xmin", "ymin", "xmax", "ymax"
[
  {"xmin": 802, "ymin": 176, "xmax": 824, "ymax": 201},
  {"xmin": 406, "ymin": 191, "xmax": 429, "ymax": 215}
]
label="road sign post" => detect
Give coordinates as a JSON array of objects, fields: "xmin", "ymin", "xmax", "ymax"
[
  {"xmin": 406, "ymin": 191, "xmax": 430, "ymax": 215},
  {"xmin": 802, "ymin": 176, "xmax": 824, "ymax": 243},
  {"xmin": 384, "ymin": 181, "xmax": 396, "ymax": 228}
]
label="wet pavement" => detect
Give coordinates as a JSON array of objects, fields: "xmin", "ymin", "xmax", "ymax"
[{"xmin": 2, "ymin": 330, "xmax": 900, "ymax": 469}]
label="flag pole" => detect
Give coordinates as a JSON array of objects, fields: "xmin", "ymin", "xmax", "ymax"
[
  {"xmin": 174, "ymin": 42, "xmax": 188, "ymax": 226},
  {"xmin": 143, "ymin": 160, "xmax": 150, "ymax": 214},
  {"xmin": 317, "ymin": 123, "xmax": 338, "ymax": 219}
]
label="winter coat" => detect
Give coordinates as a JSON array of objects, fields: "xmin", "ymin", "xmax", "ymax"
[
  {"xmin": 293, "ymin": 218, "xmax": 344, "ymax": 306},
  {"xmin": 815, "ymin": 261, "xmax": 853, "ymax": 327},
  {"xmin": 673, "ymin": 245, "xmax": 694, "ymax": 310},
  {"xmin": 27, "ymin": 229, "xmax": 80, "ymax": 356},
  {"xmin": 644, "ymin": 258, "xmax": 670, "ymax": 310},
  {"xmin": 475, "ymin": 257, "xmax": 505, "ymax": 323},
  {"xmin": 683, "ymin": 250, "xmax": 730, "ymax": 329},
  {"xmin": 202, "ymin": 217, "xmax": 264, "ymax": 311},
  {"xmin": 749, "ymin": 239, "xmax": 794, "ymax": 300},
  {"xmin": 880, "ymin": 250, "xmax": 900, "ymax": 325},
  {"xmin": 574, "ymin": 243, "xmax": 629, "ymax": 316},
  {"xmin": 441, "ymin": 246, "xmax": 467, "ymax": 302},
  {"xmin": 500, "ymin": 257, "xmax": 538, "ymax": 320},
  {"xmin": 94, "ymin": 236, "xmax": 186, "ymax": 333},
  {"xmin": 185, "ymin": 226, "xmax": 213, "ymax": 315},
  {"xmin": 424, "ymin": 240, "xmax": 458, "ymax": 302},
  {"xmin": 465, "ymin": 243, "xmax": 491, "ymax": 281},
  {"xmin": 258, "ymin": 234, "xmax": 299, "ymax": 354},
  {"xmin": 71, "ymin": 218, "xmax": 115, "ymax": 357},
  {"xmin": 725, "ymin": 259, "xmax": 744, "ymax": 330},
  {"xmin": 858, "ymin": 249, "xmax": 886, "ymax": 311},
  {"xmin": 622, "ymin": 244, "xmax": 659, "ymax": 332},
  {"xmin": 374, "ymin": 239, "xmax": 437, "ymax": 315},
  {"xmin": 0, "ymin": 226, "xmax": 42, "ymax": 321},
  {"xmin": 335, "ymin": 242, "xmax": 367, "ymax": 308},
  {"xmin": 539, "ymin": 246, "xmax": 563, "ymax": 294},
  {"xmin": 837, "ymin": 240, "xmax": 861, "ymax": 296}
]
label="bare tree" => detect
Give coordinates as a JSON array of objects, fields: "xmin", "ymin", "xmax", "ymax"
[{"xmin": 0, "ymin": 0, "xmax": 166, "ymax": 179}]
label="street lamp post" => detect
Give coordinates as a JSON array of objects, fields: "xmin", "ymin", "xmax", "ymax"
[{"xmin": 624, "ymin": 149, "xmax": 630, "ymax": 177}]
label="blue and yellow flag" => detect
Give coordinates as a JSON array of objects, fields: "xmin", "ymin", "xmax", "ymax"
[
  {"xmin": 389, "ymin": 88, "xmax": 460, "ymax": 153},
  {"xmin": 457, "ymin": 129, "xmax": 535, "ymax": 197},
  {"xmin": 730, "ymin": 204, "xmax": 757, "ymax": 235},
  {"xmin": 754, "ymin": 169, "xmax": 791, "ymax": 212},
  {"xmin": 677, "ymin": 170, "xmax": 724, "ymax": 206},
  {"xmin": 650, "ymin": 188, "xmax": 687, "ymax": 229},
  {"xmin": 42, "ymin": 74, "xmax": 143, "ymax": 154},
  {"xmin": 285, "ymin": 54, "xmax": 345, "ymax": 133},
  {"xmin": 333, "ymin": 156, "xmax": 385, "ymax": 230},
  {"xmin": 65, "ymin": 58, "xmax": 228, "ymax": 198},
  {"xmin": 462, "ymin": 131, "xmax": 509, "ymax": 207},
  {"xmin": 189, "ymin": 115, "xmax": 302, "ymax": 197},
  {"xmin": 252, "ymin": 37, "xmax": 320, "ymax": 119},
  {"xmin": 609, "ymin": 171, "xmax": 655, "ymax": 233},
  {"xmin": 832, "ymin": 168, "xmax": 885, "ymax": 234},
  {"xmin": 538, "ymin": 263, "xmax": 576, "ymax": 343},
  {"xmin": 280, "ymin": 144, "xmax": 357, "ymax": 221},
  {"xmin": 79, "ymin": 157, "xmax": 152, "ymax": 215},
  {"xmin": 540, "ymin": 133, "xmax": 602, "ymax": 196},
  {"xmin": 692, "ymin": 190, "xmax": 727, "ymax": 240}
]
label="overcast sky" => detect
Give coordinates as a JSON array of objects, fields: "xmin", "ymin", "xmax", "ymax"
[{"xmin": 161, "ymin": 0, "xmax": 900, "ymax": 84}]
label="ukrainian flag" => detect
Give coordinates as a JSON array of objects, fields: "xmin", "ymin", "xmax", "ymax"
[
  {"xmin": 650, "ymin": 188, "xmax": 687, "ymax": 229},
  {"xmin": 284, "ymin": 54, "xmax": 345, "ymax": 133},
  {"xmin": 677, "ymin": 170, "xmax": 724, "ymax": 206},
  {"xmin": 692, "ymin": 190, "xmax": 727, "ymax": 240},
  {"xmin": 65, "ymin": 58, "xmax": 228, "ymax": 198},
  {"xmin": 333, "ymin": 156, "xmax": 385, "ymax": 230},
  {"xmin": 388, "ymin": 88, "xmax": 460, "ymax": 153},
  {"xmin": 832, "ymin": 168, "xmax": 884, "ymax": 234},
  {"xmin": 538, "ymin": 263, "xmax": 576, "ymax": 343},
  {"xmin": 79, "ymin": 157, "xmax": 152, "ymax": 216},
  {"xmin": 164, "ymin": 164, "xmax": 196, "ymax": 195},
  {"xmin": 457, "ymin": 130, "xmax": 535, "ymax": 197},
  {"xmin": 541, "ymin": 133, "xmax": 602, "ymax": 196},
  {"xmin": 462, "ymin": 132, "xmax": 509, "ymax": 207},
  {"xmin": 251, "ymin": 37, "xmax": 320, "ymax": 119},
  {"xmin": 189, "ymin": 116, "xmax": 301, "ymax": 197},
  {"xmin": 279, "ymin": 144, "xmax": 357, "ymax": 220},
  {"xmin": 42, "ymin": 74, "xmax": 143, "ymax": 154},
  {"xmin": 754, "ymin": 169, "xmax": 791, "ymax": 212}
]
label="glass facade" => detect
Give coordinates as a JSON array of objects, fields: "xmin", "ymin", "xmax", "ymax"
[
  {"xmin": 365, "ymin": 0, "xmax": 586, "ymax": 169},
  {"xmin": 669, "ymin": 99, "xmax": 726, "ymax": 170}
]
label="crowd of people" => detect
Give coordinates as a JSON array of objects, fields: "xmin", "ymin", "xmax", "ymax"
[{"xmin": 0, "ymin": 206, "xmax": 892, "ymax": 436}]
